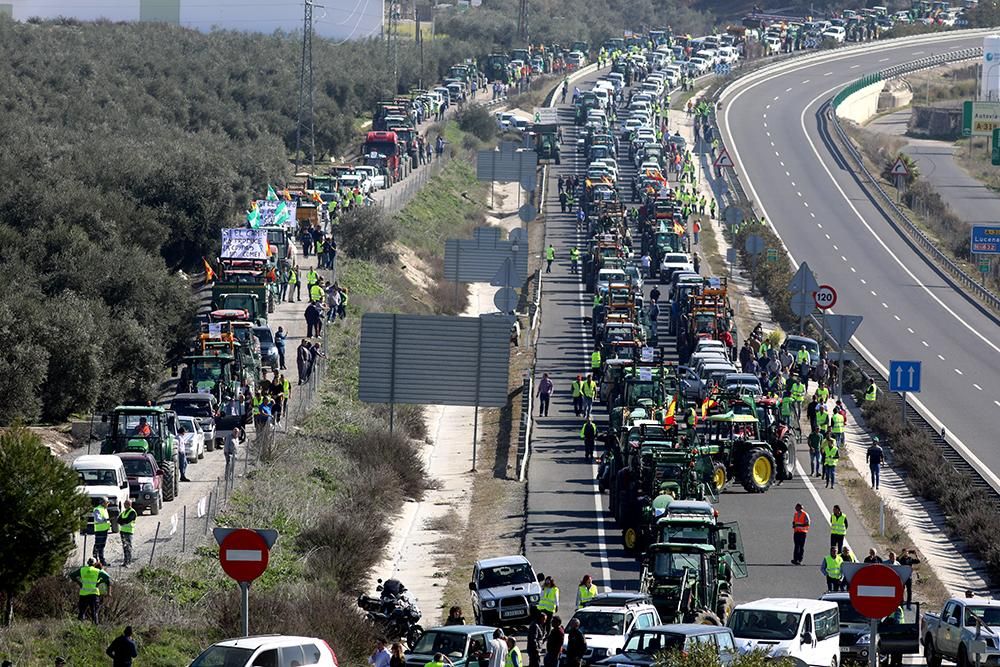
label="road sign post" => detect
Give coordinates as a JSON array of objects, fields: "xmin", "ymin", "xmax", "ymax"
[
  {"xmin": 745, "ymin": 235, "xmax": 765, "ymax": 294},
  {"xmin": 214, "ymin": 528, "xmax": 279, "ymax": 636},
  {"xmin": 889, "ymin": 360, "xmax": 921, "ymax": 425},
  {"xmin": 890, "ymin": 157, "xmax": 909, "ymax": 203}
]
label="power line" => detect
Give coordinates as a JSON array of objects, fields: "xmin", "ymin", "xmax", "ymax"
[{"xmin": 295, "ymin": 0, "xmax": 321, "ymax": 172}]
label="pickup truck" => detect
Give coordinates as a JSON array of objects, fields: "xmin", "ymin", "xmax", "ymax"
[{"xmin": 923, "ymin": 597, "xmax": 1000, "ymax": 667}]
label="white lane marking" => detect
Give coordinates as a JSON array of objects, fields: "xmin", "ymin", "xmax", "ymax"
[
  {"xmin": 825, "ymin": 233, "xmax": 831, "ymax": 239},
  {"xmin": 791, "ymin": 181, "xmax": 797, "ymax": 187},
  {"xmin": 775, "ymin": 151, "xmax": 781, "ymax": 156},
  {"xmin": 882, "ymin": 302, "xmax": 889, "ymax": 308},
  {"xmin": 994, "ymin": 400, "xmax": 1000, "ymax": 407},
  {"xmin": 818, "ymin": 223, "xmax": 823, "ymax": 228},
  {"xmin": 871, "ymin": 290, "xmax": 878, "ymax": 296},
  {"xmin": 797, "ymin": 191, "xmax": 802, "ymax": 197},
  {"xmin": 860, "ymin": 279, "xmax": 867, "ymax": 284},
  {"xmin": 763, "ymin": 113, "xmax": 767, "ymax": 118},
  {"xmin": 893, "ymin": 314, "xmax": 900, "ymax": 321},
  {"xmin": 938, "ymin": 354, "xmax": 946, "ymax": 360},
  {"xmin": 774, "ymin": 95, "xmax": 780, "ymax": 100},
  {"xmin": 786, "ymin": 87, "xmax": 793, "ymax": 92},
  {"xmin": 974, "ymin": 384, "xmax": 983, "ymax": 391},
  {"xmin": 824, "ymin": 71, "xmax": 833, "ymax": 76},
  {"xmin": 922, "ymin": 340, "xmax": 929, "ymax": 347},
  {"xmin": 833, "ymin": 244, "xmax": 839, "ymax": 250},
  {"xmin": 804, "ymin": 202, "xmax": 809, "ymax": 208},
  {"xmin": 851, "ymin": 267, "xmax": 857, "ymax": 273},
  {"xmin": 907, "ymin": 327, "xmax": 915, "ymax": 333},
  {"xmin": 850, "ymin": 64, "xmax": 860, "ymax": 69},
  {"xmin": 720, "ymin": 35, "xmax": 1000, "ymax": 493},
  {"xmin": 913, "ymin": 50, "xmax": 925, "ymax": 54},
  {"xmin": 785, "ymin": 171, "xmax": 791, "ymax": 176},
  {"xmin": 802, "ymin": 79, "xmax": 811, "ymax": 83},
  {"xmin": 879, "ymin": 57, "xmax": 889, "ymax": 62},
  {"xmin": 955, "ymin": 368, "xmax": 964, "ymax": 375},
  {"xmin": 766, "ymin": 131, "xmax": 771, "ymax": 136},
  {"xmin": 764, "ymin": 122, "xmax": 768, "ymax": 128},
  {"xmin": 771, "ymin": 141, "xmax": 775, "ymax": 146},
  {"xmin": 780, "ymin": 161, "xmax": 785, "ymax": 167},
  {"xmin": 842, "ymin": 255, "xmax": 848, "ymax": 261},
  {"xmin": 766, "ymin": 104, "xmax": 771, "ymax": 109},
  {"xmin": 810, "ymin": 212, "xmax": 816, "ymax": 218}
]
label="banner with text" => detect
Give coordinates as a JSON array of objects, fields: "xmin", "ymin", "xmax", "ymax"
[
  {"xmin": 254, "ymin": 200, "xmax": 298, "ymax": 228},
  {"xmin": 221, "ymin": 229, "xmax": 268, "ymax": 259}
]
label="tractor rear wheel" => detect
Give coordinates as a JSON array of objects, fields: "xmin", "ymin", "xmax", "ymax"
[
  {"xmin": 716, "ymin": 593, "xmax": 734, "ymax": 623},
  {"xmin": 691, "ymin": 609, "xmax": 722, "ymax": 625},
  {"xmin": 740, "ymin": 447, "xmax": 776, "ymax": 493},
  {"xmin": 622, "ymin": 527, "xmax": 639, "ymax": 553},
  {"xmin": 781, "ymin": 438, "xmax": 796, "ymax": 480},
  {"xmin": 160, "ymin": 461, "xmax": 176, "ymax": 502},
  {"xmin": 712, "ymin": 462, "xmax": 728, "ymax": 492}
]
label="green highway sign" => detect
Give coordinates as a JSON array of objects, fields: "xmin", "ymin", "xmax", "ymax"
[
  {"xmin": 980, "ymin": 257, "xmax": 991, "ymax": 273},
  {"xmin": 994, "ymin": 128, "xmax": 1000, "ymax": 166},
  {"xmin": 766, "ymin": 248, "xmax": 779, "ymax": 263},
  {"xmin": 962, "ymin": 101, "xmax": 1000, "ymax": 138}
]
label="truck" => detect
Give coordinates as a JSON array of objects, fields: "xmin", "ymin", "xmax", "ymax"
[
  {"xmin": 100, "ymin": 406, "xmax": 181, "ymax": 503},
  {"xmin": 923, "ymin": 597, "xmax": 1000, "ymax": 667},
  {"xmin": 363, "ymin": 131, "xmax": 408, "ymax": 182}
]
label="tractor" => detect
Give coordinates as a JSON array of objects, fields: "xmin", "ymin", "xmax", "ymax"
[
  {"xmin": 699, "ymin": 412, "xmax": 794, "ymax": 493},
  {"xmin": 101, "ymin": 406, "xmax": 180, "ymax": 502}
]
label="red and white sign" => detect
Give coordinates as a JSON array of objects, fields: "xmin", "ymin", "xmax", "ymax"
[
  {"xmin": 849, "ymin": 564, "xmax": 904, "ymax": 619},
  {"xmin": 219, "ymin": 529, "xmax": 270, "ymax": 582},
  {"xmin": 814, "ymin": 285, "xmax": 837, "ymax": 310},
  {"xmin": 714, "ymin": 148, "xmax": 734, "ymax": 168},
  {"xmin": 889, "ymin": 157, "xmax": 909, "ymax": 177}
]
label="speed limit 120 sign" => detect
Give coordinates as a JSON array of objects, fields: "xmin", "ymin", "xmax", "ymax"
[{"xmin": 814, "ymin": 285, "xmax": 837, "ymax": 310}]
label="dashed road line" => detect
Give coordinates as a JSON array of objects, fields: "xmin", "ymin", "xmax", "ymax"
[
  {"xmin": 937, "ymin": 354, "xmax": 945, "ymax": 360},
  {"xmin": 974, "ymin": 383, "xmax": 983, "ymax": 391},
  {"xmin": 954, "ymin": 368, "xmax": 963, "ymax": 375},
  {"xmin": 907, "ymin": 327, "xmax": 914, "ymax": 333},
  {"xmin": 870, "ymin": 290, "xmax": 877, "ymax": 296},
  {"xmin": 893, "ymin": 314, "xmax": 900, "ymax": 321},
  {"xmin": 922, "ymin": 340, "xmax": 929, "ymax": 347}
]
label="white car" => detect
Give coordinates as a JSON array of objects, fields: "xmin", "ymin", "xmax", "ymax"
[
  {"xmin": 177, "ymin": 416, "xmax": 205, "ymax": 462},
  {"xmin": 717, "ymin": 46, "xmax": 740, "ymax": 64},
  {"xmin": 495, "ymin": 111, "xmax": 516, "ymax": 131},
  {"xmin": 659, "ymin": 253, "xmax": 694, "ymax": 281},
  {"xmin": 566, "ymin": 51, "xmax": 586, "ymax": 68},
  {"xmin": 352, "ymin": 165, "xmax": 386, "ymax": 190},
  {"xmin": 687, "ymin": 57, "xmax": 710, "ymax": 75},
  {"xmin": 695, "ymin": 49, "xmax": 718, "ymax": 65},
  {"xmin": 729, "ymin": 598, "xmax": 840, "ymax": 667},
  {"xmin": 336, "ymin": 173, "xmax": 370, "ymax": 196},
  {"xmin": 597, "ymin": 268, "xmax": 628, "ymax": 294},
  {"xmin": 565, "ymin": 592, "xmax": 662, "ymax": 663},
  {"xmin": 822, "ymin": 26, "xmax": 846, "ymax": 42},
  {"xmin": 73, "ymin": 454, "xmax": 130, "ymax": 532},
  {"xmin": 189, "ymin": 635, "xmax": 339, "ymax": 667}
]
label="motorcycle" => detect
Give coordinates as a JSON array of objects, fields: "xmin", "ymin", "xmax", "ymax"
[{"xmin": 357, "ymin": 578, "xmax": 424, "ymax": 648}]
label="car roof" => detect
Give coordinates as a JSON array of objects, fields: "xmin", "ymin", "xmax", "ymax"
[
  {"xmin": 582, "ymin": 591, "xmax": 655, "ymax": 608},
  {"xmin": 734, "ymin": 597, "xmax": 837, "ymax": 612},
  {"xmin": 644, "ymin": 624, "xmax": 731, "ymax": 635},
  {"xmin": 476, "ymin": 555, "xmax": 531, "ymax": 568},
  {"xmin": 74, "ymin": 454, "xmax": 126, "ymax": 468},
  {"xmin": 212, "ymin": 635, "xmax": 325, "ymax": 648},
  {"xmin": 116, "ymin": 451, "xmax": 153, "ymax": 460},
  {"xmin": 423, "ymin": 625, "xmax": 500, "ymax": 636}
]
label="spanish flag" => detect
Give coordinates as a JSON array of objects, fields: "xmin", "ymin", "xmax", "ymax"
[
  {"xmin": 701, "ymin": 397, "xmax": 717, "ymax": 417},
  {"xmin": 673, "ymin": 222, "xmax": 685, "ymax": 235},
  {"xmin": 663, "ymin": 394, "xmax": 678, "ymax": 426},
  {"xmin": 203, "ymin": 257, "xmax": 215, "ymax": 283}
]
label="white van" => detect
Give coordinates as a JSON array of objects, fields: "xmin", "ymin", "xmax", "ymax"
[
  {"xmin": 728, "ymin": 598, "xmax": 840, "ymax": 667},
  {"xmin": 73, "ymin": 454, "xmax": 130, "ymax": 532}
]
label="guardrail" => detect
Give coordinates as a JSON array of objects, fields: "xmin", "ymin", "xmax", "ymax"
[{"xmin": 829, "ymin": 47, "xmax": 1000, "ymax": 312}]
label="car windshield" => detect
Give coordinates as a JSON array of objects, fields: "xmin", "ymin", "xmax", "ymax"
[
  {"xmin": 170, "ymin": 399, "xmax": 214, "ymax": 417},
  {"xmin": 652, "ymin": 550, "xmax": 702, "ymax": 577},
  {"xmin": 179, "ymin": 417, "xmax": 198, "ymax": 432},
  {"xmin": 121, "ymin": 458, "xmax": 155, "ymax": 478},
  {"xmin": 966, "ymin": 607, "xmax": 1000, "ymax": 626},
  {"xmin": 664, "ymin": 254, "xmax": 688, "ymax": 263},
  {"xmin": 729, "ymin": 609, "xmax": 802, "ymax": 640},
  {"xmin": 574, "ymin": 610, "xmax": 626, "ymax": 635},
  {"xmin": 623, "ymin": 631, "xmax": 685, "ymax": 656},
  {"xmin": 479, "ymin": 563, "xmax": 535, "ymax": 588},
  {"xmin": 189, "ymin": 645, "xmax": 254, "ymax": 667},
  {"xmin": 77, "ymin": 468, "xmax": 118, "ymax": 486},
  {"xmin": 835, "ymin": 599, "xmax": 868, "ymax": 624},
  {"xmin": 411, "ymin": 631, "xmax": 467, "ymax": 659},
  {"xmin": 253, "ymin": 328, "xmax": 273, "ymax": 344}
]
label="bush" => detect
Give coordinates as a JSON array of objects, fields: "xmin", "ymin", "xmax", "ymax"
[
  {"xmin": 456, "ymin": 105, "xmax": 498, "ymax": 143},
  {"xmin": 339, "ymin": 206, "xmax": 398, "ymax": 263}
]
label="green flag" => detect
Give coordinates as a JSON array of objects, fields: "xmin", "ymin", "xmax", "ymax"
[
  {"xmin": 266, "ymin": 185, "xmax": 279, "ymax": 201},
  {"xmin": 247, "ymin": 206, "xmax": 261, "ymax": 228},
  {"xmin": 274, "ymin": 201, "xmax": 289, "ymax": 226}
]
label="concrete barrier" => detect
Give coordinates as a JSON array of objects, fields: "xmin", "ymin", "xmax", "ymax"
[{"xmin": 836, "ymin": 79, "xmax": 887, "ymax": 124}]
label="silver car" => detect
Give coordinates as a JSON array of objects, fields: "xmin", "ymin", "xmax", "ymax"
[{"xmin": 177, "ymin": 415, "xmax": 205, "ymax": 462}]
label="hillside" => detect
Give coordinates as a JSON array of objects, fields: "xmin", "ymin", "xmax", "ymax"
[{"xmin": 0, "ymin": 17, "xmax": 478, "ymax": 424}]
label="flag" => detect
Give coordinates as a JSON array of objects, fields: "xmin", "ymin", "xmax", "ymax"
[
  {"xmin": 202, "ymin": 257, "xmax": 215, "ymax": 282},
  {"xmin": 311, "ymin": 190, "xmax": 322, "ymax": 203},
  {"xmin": 673, "ymin": 222, "xmax": 684, "ymax": 235},
  {"xmin": 274, "ymin": 201, "xmax": 290, "ymax": 226},
  {"xmin": 283, "ymin": 188, "xmax": 292, "ymax": 201},
  {"xmin": 663, "ymin": 394, "xmax": 678, "ymax": 426},
  {"xmin": 701, "ymin": 397, "xmax": 717, "ymax": 417},
  {"xmin": 266, "ymin": 185, "xmax": 279, "ymax": 201},
  {"xmin": 247, "ymin": 206, "xmax": 261, "ymax": 228}
]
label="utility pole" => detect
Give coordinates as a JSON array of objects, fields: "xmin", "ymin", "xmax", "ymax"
[
  {"xmin": 295, "ymin": 0, "xmax": 318, "ymax": 172},
  {"xmin": 415, "ymin": 4, "xmax": 424, "ymax": 90},
  {"xmin": 516, "ymin": 0, "xmax": 528, "ymax": 43},
  {"xmin": 386, "ymin": 0, "xmax": 400, "ymax": 96}
]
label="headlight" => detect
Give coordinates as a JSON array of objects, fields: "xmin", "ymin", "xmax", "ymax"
[
  {"xmin": 484, "ymin": 600, "xmax": 496, "ymax": 609},
  {"xmin": 856, "ymin": 634, "xmax": 871, "ymax": 646},
  {"xmin": 529, "ymin": 594, "xmax": 540, "ymax": 603},
  {"xmin": 592, "ymin": 649, "xmax": 608, "ymax": 658},
  {"xmin": 140, "ymin": 483, "xmax": 155, "ymax": 491}
]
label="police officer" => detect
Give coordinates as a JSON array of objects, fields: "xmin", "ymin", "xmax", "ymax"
[
  {"xmin": 92, "ymin": 498, "xmax": 111, "ymax": 565},
  {"xmin": 71, "ymin": 558, "xmax": 111, "ymax": 624},
  {"xmin": 118, "ymin": 500, "xmax": 137, "ymax": 567}
]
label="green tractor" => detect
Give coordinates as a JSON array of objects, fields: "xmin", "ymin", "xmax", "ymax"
[
  {"xmin": 700, "ymin": 413, "xmax": 789, "ymax": 493},
  {"xmin": 619, "ymin": 445, "xmax": 718, "ymax": 554},
  {"xmin": 101, "ymin": 406, "xmax": 180, "ymax": 502},
  {"xmin": 531, "ymin": 124, "xmax": 561, "ymax": 164},
  {"xmin": 640, "ymin": 537, "xmax": 747, "ymax": 625}
]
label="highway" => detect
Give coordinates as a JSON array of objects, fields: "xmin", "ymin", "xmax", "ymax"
[
  {"xmin": 717, "ymin": 31, "xmax": 1000, "ymax": 490},
  {"xmin": 524, "ymin": 65, "xmax": 875, "ymax": 610}
]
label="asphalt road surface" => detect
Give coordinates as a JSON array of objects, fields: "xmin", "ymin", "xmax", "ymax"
[
  {"xmin": 718, "ymin": 31, "xmax": 1000, "ymax": 491},
  {"xmin": 525, "ymin": 66, "xmax": 875, "ymax": 609}
]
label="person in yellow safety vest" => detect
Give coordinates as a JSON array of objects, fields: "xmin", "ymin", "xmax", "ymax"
[
  {"xmin": 685, "ymin": 406, "xmax": 698, "ymax": 430},
  {"xmin": 816, "ymin": 404, "xmax": 830, "ymax": 432},
  {"xmin": 424, "ymin": 651, "xmax": 452, "ymax": 667},
  {"xmin": 790, "ymin": 378, "xmax": 806, "ymax": 421},
  {"xmin": 282, "ymin": 376, "xmax": 291, "ymax": 410},
  {"xmin": 796, "ymin": 345, "xmax": 811, "ymax": 375},
  {"xmin": 571, "ymin": 374, "xmax": 584, "ymax": 417},
  {"xmin": 545, "ymin": 244, "xmax": 555, "ymax": 273},
  {"xmin": 118, "ymin": 499, "xmax": 137, "ymax": 567},
  {"xmin": 779, "ymin": 391, "xmax": 795, "ymax": 426},
  {"xmin": 537, "ymin": 576, "xmax": 559, "ymax": 617},
  {"xmin": 576, "ymin": 574, "xmax": 598, "ymax": 609},
  {"xmin": 889, "ymin": 606, "xmax": 905, "ymax": 623},
  {"xmin": 306, "ymin": 267, "xmax": 319, "ymax": 286},
  {"xmin": 593, "ymin": 293, "xmax": 602, "ymax": 307},
  {"xmin": 864, "ymin": 380, "xmax": 878, "ymax": 402},
  {"xmin": 309, "ymin": 282, "xmax": 324, "ymax": 303},
  {"xmin": 831, "ymin": 410, "xmax": 846, "ymax": 446},
  {"xmin": 590, "ymin": 348, "xmax": 602, "ymax": 371},
  {"xmin": 569, "ymin": 247, "xmax": 580, "ymax": 274},
  {"xmin": 92, "ymin": 498, "xmax": 111, "ymax": 565},
  {"xmin": 580, "ymin": 417, "xmax": 598, "ymax": 461},
  {"xmin": 822, "ymin": 545, "xmax": 844, "ymax": 592},
  {"xmin": 830, "ymin": 504, "xmax": 848, "ymax": 552},
  {"xmin": 71, "ymin": 558, "xmax": 111, "ymax": 623},
  {"xmin": 503, "ymin": 638, "xmax": 522, "ymax": 667},
  {"xmin": 822, "ymin": 434, "xmax": 839, "ymax": 489},
  {"xmin": 816, "ymin": 382, "xmax": 830, "ymax": 404},
  {"xmin": 582, "ymin": 375, "xmax": 598, "ymax": 419},
  {"xmin": 288, "ymin": 266, "xmax": 300, "ymax": 302}
]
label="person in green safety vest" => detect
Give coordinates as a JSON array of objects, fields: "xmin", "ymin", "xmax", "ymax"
[
  {"xmin": 831, "ymin": 409, "xmax": 846, "ymax": 446},
  {"xmin": 822, "ymin": 545, "xmax": 844, "ymax": 592},
  {"xmin": 864, "ymin": 380, "xmax": 878, "ymax": 402},
  {"xmin": 92, "ymin": 498, "xmax": 111, "ymax": 565},
  {"xmin": 537, "ymin": 576, "xmax": 560, "ymax": 617},
  {"xmin": 580, "ymin": 416, "xmax": 598, "ymax": 461},
  {"xmin": 569, "ymin": 247, "xmax": 580, "ymax": 274},
  {"xmin": 288, "ymin": 266, "xmax": 300, "ymax": 302},
  {"xmin": 816, "ymin": 403, "xmax": 830, "ymax": 433},
  {"xmin": 545, "ymin": 244, "xmax": 556, "ymax": 273},
  {"xmin": 796, "ymin": 345, "xmax": 811, "ymax": 379},
  {"xmin": 816, "ymin": 382, "xmax": 830, "ymax": 404},
  {"xmin": 424, "ymin": 652, "xmax": 454, "ymax": 667},
  {"xmin": 830, "ymin": 504, "xmax": 848, "ymax": 551},
  {"xmin": 571, "ymin": 374, "xmax": 584, "ymax": 417},
  {"xmin": 118, "ymin": 499, "xmax": 137, "ymax": 567},
  {"xmin": 822, "ymin": 433, "xmax": 839, "ymax": 488},
  {"xmin": 576, "ymin": 574, "xmax": 598, "ymax": 610},
  {"xmin": 790, "ymin": 378, "xmax": 806, "ymax": 421},
  {"xmin": 582, "ymin": 374, "xmax": 598, "ymax": 419},
  {"xmin": 306, "ymin": 267, "xmax": 319, "ymax": 287},
  {"xmin": 503, "ymin": 638, "xmax": 521, "ymax": 667},
  {"xmin": 71, "ymin": 558, "xmax": 111, "ymax": 623},
  {"xmin": 779, "ymin": 391, "xmax": 795, "ymax": 426}
]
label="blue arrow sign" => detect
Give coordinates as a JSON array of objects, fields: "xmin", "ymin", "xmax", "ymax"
[{"xmin": 888, "ymin": 360, "xmax": 921, "ymax": 393}]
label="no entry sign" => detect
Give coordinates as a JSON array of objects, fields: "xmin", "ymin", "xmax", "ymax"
[
  {"xmin": 849, "ymin": 564, "xmax": 904, "ymax": 619},
  {"xmin": 218, "ymin": 529, "xmax": 272, "ymax": 583}
]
